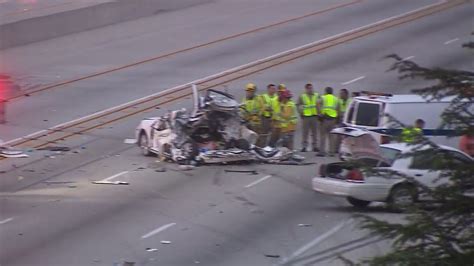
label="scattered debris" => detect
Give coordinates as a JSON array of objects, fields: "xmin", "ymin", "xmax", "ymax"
[
  {"xmin": 264, "ymin": 254, "xmax": 281, "ymax": 258},
  {"xmin": 18, "ymin": 176, "xmax": 24, "ymax": 181},
  {"xmin": 194, "ymin": 261, "xmax": 200, "ymax": 264},
  {"xmin": 124, "ymin": 139, "xmax": 137, "ymax": 144},
  {"xmin": 37, "ymin": 146, "xmax": 71, "ymax": 152},
  {"xmin": 68, "ymin": 185, "xmax": 77, "ymax": 188},
  {"xmin": 134, "ymin": 167, "xmax": 146, "ymax": 171},
  {"xmin": 92, "ymin": 181, "xmax": 129, "ymax": 185},
  {"xmin": 145, "ymin": 248, "xmax": 158, "ymax": 252},
  {"xmin": 178, "ymin": 165, "xmax": 195, "ymax": 171},
  {"xmin": 224, "ymin": 169, "xmax": 258, "ymax": 175},
  {"xmin": 0, "ymin": 148, "xmax": 29, "ymax": 158},
  {"xmin": 298, "ymin": 224, "xmax": 312, "ymax": 227},
  {"xmin": 155, "ymin": 167, "xmax": 167, "ymax": 173},
  {"xmin": 160, "ymin": 241, "xmax": 171, "ymax": 244},
  {"xmin": 23, "ymin": 169, "xmax": 35, "ymax": 172}
]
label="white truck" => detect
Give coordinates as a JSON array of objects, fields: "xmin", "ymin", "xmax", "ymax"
[{"xmin": 339, "ymin": 92, "xmax": 465, "ymax": 158}]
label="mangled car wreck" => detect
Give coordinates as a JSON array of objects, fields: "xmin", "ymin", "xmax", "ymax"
[{"xmin": 135, "ymin": 87, "xmax": 303, "ymax": 165}]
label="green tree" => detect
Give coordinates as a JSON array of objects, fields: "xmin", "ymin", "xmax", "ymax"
[{"xmin": 355, "ymin": 44, "xmax": 474, "ymax": 265}]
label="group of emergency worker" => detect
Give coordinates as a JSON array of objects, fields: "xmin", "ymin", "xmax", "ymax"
[{"xmin": 241, "ymin": 82, "xmax": 351, "ymax": 157}]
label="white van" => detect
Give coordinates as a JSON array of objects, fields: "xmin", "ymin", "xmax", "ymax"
[{"xmin": 340, "ymin": 92, "xmax": 462, "ymax": 158}]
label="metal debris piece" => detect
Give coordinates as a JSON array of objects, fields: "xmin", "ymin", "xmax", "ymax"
[
  {"xmin": 92, "ymin": 181, "xmax": 129, "ymax": 185},
  {"xmin": 160, "ymin": 241, "xmax": 171, "ymax": 244},
  {"xmin": 224, "ymin": 169, "xmax": 258, "ymax": 175},
  {"xmin": 37, "ymin": 146, "xmax": 71, "ymax": 152},
  {"xmin": 0, "ymin": 149, "xmax": 29, "ymax": 158},
  {"xmin": 297, "ymin": 224, "xmax": 312, "ymax": 227},
  {"xmin": 264, "ymin": 254, "xmax": 281, "ymax": 258},
  {"xmin": 178, "ymin": 165, "xmax": 195, "ymax": 171},
  {"xmin": 124, "ymin": 139, "xmax": 137, "ymax": 144},
  {"xmin": 145, "ymin": 248, "xmax": 158, "ymax": 252}
]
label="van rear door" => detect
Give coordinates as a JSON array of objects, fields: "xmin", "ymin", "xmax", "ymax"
[{"xmin": 345, "ymin": 100, "xmax": 384, "ymax": 127}]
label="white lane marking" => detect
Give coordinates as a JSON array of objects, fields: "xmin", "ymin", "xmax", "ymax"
[
  {"xmin": 402, "ymin": 55, "xmax": 415, "ymax": 61},
  {"xmin": 444, "ymin": 38, "xmax": 459, "ymax": 45},
  {"xmin": 245, "ymin": 175, "xmax": 272, "ymax": 188},
  {"xmin": 278, "ymin": 218, "xmax": 353, "ymax": 265},
  {"xmin": 3, "ymin": 0, "xmax": 448, "ymax": 146},
  {"xmin": 141, "ymin": 223, "xmax": 176, "ymax": 239},
  {"xmin": 341, "ymin": 76, "xmax": 365, "ymax": 85},
  {"xmin": 0, "ymin": 217, "xmax": 14, "ymax": 225},
  {"xmin": 102, "ymin": 171, "xmax": 129, "ymax": 182}
]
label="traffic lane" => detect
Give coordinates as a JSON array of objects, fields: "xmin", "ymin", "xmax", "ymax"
[
  {"xmin": 0, "ymin": 0, "xmax": 440, "ymax": 141},
  {"xmin": 227, "ymin": 1, "xmax": 472, "ymax": 95},
  {"xmin": 1, "ymin": 148, "xmax": 349, "ymax": 265},
  {"xmin": 1, "ymin": 0, "xmax": 355, "ymax": 77}
]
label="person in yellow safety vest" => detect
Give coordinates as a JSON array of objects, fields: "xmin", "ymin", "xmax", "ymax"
[
  {"xmin": 401, "ymin": 119, "xmax": 425, "ymax": 143},
  {"xmin": 278, "ymin": 89, "xmax": 297, "ymax": 150},
  {"xmin": 317, "ymin": 87, "xmax": 339, "ymax": 157},
  {"xmin": 268, "ymin": 84, "xmax": 286, "ymax": 147},
  {"xmin": 241, "ymin": 83, "xmax": 262, "ymax": 132},
  {"xmin": 338, "ymin": 88, "xmax": 351, "ymax": 121},
  {"xmin": 297, "ymin": 83, "xmax": 319, "ymax": 152},
  {"xmin": 336, "ymin": 88, "xmax": 351, "ymax": 152},
  {"xmin": 258, "ymin": 84, "xmax": 278, "ymax": 147}
]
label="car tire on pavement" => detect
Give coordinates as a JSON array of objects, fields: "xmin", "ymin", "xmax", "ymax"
[
  {"xmin": 347, "ymin": 197, "xmax": 371, "ymax": 208},
  {"xmin": 388, "ymin": 183, "xmax": 418, "ymax": 211},
  {"xmin": 139, "ymin": 131, "xmax": 153, "ymax": 156}
]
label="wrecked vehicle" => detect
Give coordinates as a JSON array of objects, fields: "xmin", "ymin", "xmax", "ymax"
[{"xmin": 135, "ymin": 86, "xmax": 300, "ymax": 164}]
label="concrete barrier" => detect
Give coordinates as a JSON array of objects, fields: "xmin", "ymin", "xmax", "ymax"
[{"xmin": 0, "ymin": 0, "xmax": 211, "ymax": 50}]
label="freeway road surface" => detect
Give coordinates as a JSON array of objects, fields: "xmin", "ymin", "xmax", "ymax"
[{"xmin": 0, "ymin": 0, "xmax": 472, "ymax": 265}]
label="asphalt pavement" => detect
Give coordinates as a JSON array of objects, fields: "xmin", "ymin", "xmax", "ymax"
[{"xmin": 0, "ymin": 0, "xmax": 472, "ymax": 265}]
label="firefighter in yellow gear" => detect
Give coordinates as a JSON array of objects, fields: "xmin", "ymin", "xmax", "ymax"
[
  {"xmin": 277, "ymin": 89, "xmax": 297, "ymax": 150},
  {"xmin": 297, "ymin": 83, "xmax": 319, "ymax": 152},
  {"xmin": 241, "ymin": 83, "xmax": 262, "ymax": 132},
  {"xmin": 258, "ymin": 84, "xmax": 278, "ymax": 147},
  {"xmin": 318, "ymin": 87, "xmax": 339, "ymax": 156},
  {"xmin": 401, "ymin": 119, "xmax": 425, "ymax": 143},
  {"xmin": 267, "ymin": 84, "xmax": 286, "ymax": 147}
]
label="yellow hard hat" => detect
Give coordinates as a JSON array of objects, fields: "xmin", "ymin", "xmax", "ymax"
[
  {"xmin": 245, "ymin": 83, "xmax": 257, "ymax": 91},
  {"xmin": 278, "ymin": 83, "xmax": 286, "ymax": 91}
]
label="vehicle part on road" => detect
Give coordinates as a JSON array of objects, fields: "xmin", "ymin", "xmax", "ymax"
[
  {"xmin": 0, "ymin": 147, "xmax": 28, "ymax": 158},
  {"xmin": 297, "ymin": 224, "xmax": 313, "ymax": 227},
  {"xmin": 265, "ymin": 254, "xmax": 281, "ymax": 258},
  {"xmin": 346, "ymin": 196, "xmax": 371, "ymax": 208},
  {"xmin": 37, "ymin": 146, "xmax": 71, "ymax": 152},
  {"xmin": 160, "ymin": 241, "xmax": 171, "ymax": 244},
  {"xmin": 224, "ymin": 169, "xmax": 258, "ymax": 175},
  {"xmin": 123, "ymin": 138, "xmax": 137, "ymax": 144},
  {"xmin": 91, "ymin": 180, "xmax": 129, "ymax": 185}
]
